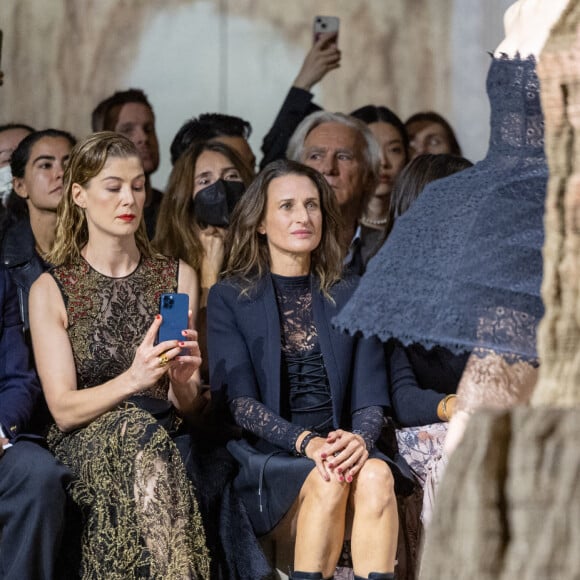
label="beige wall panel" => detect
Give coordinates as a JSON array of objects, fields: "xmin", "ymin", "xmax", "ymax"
[{"xmin": 0, "ymin": 0, "xmax": 510, "ymax": 189}]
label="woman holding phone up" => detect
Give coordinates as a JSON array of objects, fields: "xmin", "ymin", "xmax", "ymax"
[
  {"xmin": 29, "ymin": 132, "xmax": 210, "ymax": 579},
  {"xmin": 208, "ymin": 159, "xmax": 411, "ymax": 580}
]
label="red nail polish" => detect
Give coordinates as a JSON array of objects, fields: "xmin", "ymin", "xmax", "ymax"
[
  {"xmin": 338, "ymin": 476, "xmax": 344, "ymax": 482},
  {"xmin": 182, "ymin": 330, "xmax": 187, "ymax": 336},
  {"xmin": 155, "ymin": 314, "xmax": 161, "ymax": 320},
  {"xmin": 337, "ymin": 468, "xmax": 342, "ymax": 474},
  {"xmin": 321, "ymin": 453, "xmax": 327, "ymax": 459},
  {"xmin": 346, "ymin": 475, "xmax": 352, "ymax": 483},
  {"xmin": 328, "ymin": 463, "xmax": 334, "ymax": 469},
  {"xmin": 179, "ymin": 342, "xmax": 185, "ymax": 346}
]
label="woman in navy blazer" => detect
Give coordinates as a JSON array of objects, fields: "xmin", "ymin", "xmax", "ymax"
[{"xmin": 208, "ymin": 160, "xmax": 409, "ymax": 580}]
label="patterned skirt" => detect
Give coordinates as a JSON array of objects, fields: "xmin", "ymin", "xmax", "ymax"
[{"xmin": 48, "ymin": 405, "xmax": 210, "ymax": 580}]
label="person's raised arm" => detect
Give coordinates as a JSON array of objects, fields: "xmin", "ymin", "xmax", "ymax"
[
  {"xmin": 259, "ymin": 32, "xmax": 340, "ymax": 169},
  {"xmin": 29, "ymin": 273, "xmax": 184, "ymax": 432},
  {"xmin": 293, "ymin": 31, "xmax": 341, "ymax": 92}
]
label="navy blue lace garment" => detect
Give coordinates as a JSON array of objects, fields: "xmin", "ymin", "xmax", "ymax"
[
  {"xmin": 334, "ymin": 56, "xmax": 546, "ymax": 363},
  {"xmin": 230, "ymin": 274, "xmax": 383, "ymax": 452}
]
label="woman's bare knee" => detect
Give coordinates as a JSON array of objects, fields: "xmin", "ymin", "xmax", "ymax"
[
  {"xmin": 352, "ymin": 460, "xmax": 395, "ymax": 513},
  {"xmin": 300, "ymin": 467, "xmax": 349, "ymax": 511}
]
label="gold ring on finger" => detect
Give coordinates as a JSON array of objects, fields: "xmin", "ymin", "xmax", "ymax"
[{"xmin": 158, "ymin": 353, "xmax": 169, "ymax": 367}]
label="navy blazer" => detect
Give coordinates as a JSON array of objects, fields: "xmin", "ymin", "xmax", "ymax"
[
  {"xmin": 0, "ymin": 267, "xmax": 41, "ymax": 438},
  {"xmin": 208, "ymin": 273, "xmax": 391, "ymax": 429}
]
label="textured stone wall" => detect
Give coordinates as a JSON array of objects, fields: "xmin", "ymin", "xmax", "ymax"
[
  {"xmin": 533, "ymin": 1, "xmax": 580, "ymax": 407},
  {"xmin": 0, "ymin": 0, "xmax": 510, "ymax": 189}
]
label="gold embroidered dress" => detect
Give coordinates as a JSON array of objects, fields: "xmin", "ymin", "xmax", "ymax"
[{"xmin": 47, "ymin": 255, "xmax": 209, "ymax": 580}]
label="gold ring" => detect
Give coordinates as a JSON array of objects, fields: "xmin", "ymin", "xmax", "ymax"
[{"xmin": 158, "ymin": 353, "xmax": 169, "ymax": 367}]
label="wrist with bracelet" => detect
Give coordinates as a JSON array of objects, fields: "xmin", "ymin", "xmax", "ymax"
[
  {"xmin": 438, "ymin": 394, "xmax": 457, "ymax": 422},
  {"xmin": 295, "ymin": 431, "xmax": 319, "ymax": 457}
]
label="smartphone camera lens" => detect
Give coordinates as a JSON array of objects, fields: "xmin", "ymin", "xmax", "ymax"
[{"xmin": 163, "ymin": 295, "xmax": 174, "ymax": 308}]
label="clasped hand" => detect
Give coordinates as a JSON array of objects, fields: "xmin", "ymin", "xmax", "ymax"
[{"xmin": 307, "ymin": 429, "xmax": 368, "ymax": 483}]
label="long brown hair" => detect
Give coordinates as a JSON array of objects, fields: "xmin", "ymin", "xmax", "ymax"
[
  {"xmin": 153, "ymin": 140, "xmax": 254, "ymax": 270},
  {"xmin": 49, "ymin": 131, "xmax": 153, "ymax": 266},
  {"xmin": 223, "ymin": 159, "xmax": 345, "ymax": 298}
]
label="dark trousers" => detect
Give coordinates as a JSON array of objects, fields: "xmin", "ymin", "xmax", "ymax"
[{"xmin": 0, "ymin": 440, "xmax": 70, "ymax": 580}]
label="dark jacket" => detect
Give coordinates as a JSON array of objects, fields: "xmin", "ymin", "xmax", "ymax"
[
  {"xmin": 207, "ymin": 273, "xmax": 390, "ymax": 427},
  {"xmin": 0, "ymin": 267, "xmax": 41, "ymax": 438},
  {"xmin": 0, "ymin": 218, "xmax": 46, "ymax": 332},
  {"xmin": 260, "ymin": 87, "xmax": 321, "ymax": 170}
]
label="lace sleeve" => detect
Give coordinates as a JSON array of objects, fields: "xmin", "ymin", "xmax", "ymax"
[
  {"xmin": 229, "ymin": 396, "xmax": 305, "ymax": 453},
  {"xmin": 351, "ymin": 405, "xmax": 384, "ymax": 451}
]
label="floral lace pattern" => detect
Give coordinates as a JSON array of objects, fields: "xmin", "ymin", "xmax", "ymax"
[
  {"xmin": 230, "ymin": 395, "xmax": 303, "ymax": 452},
  {"xmin": 334, "ymin": 56, "xmax": 546, "ymax": 366},
  {"xmin": 48, "ymin": 256, "xmax": 210, "ymax": 579},
  {"xmin": 272, "ymin": 273, "xmax": 317, "ymax": 355},
  {"xmin": 51, "ymin": 256, "xmax": 177, "ymax": 398}
]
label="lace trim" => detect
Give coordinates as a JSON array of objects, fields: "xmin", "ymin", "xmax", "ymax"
[
  {"xmin": 351, "ymin": 406, "xmax": 384, "ymax": 451},
  {"xmin": 230, "ymin": 396, "xmax": 303, "ymax": 452}
]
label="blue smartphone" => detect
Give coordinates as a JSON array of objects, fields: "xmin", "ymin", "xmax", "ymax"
[{"xmin": 157, "ymin": 293, "xmax": 189, "ymax": 344}]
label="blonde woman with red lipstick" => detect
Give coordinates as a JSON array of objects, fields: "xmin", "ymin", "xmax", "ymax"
[
  {"xmin": 208, "ymin": 159, "xmax": 412, "ymax": 580},
  {"xmin": 29, "ymin": 132, "xmax": 210, "ymax": 579}
]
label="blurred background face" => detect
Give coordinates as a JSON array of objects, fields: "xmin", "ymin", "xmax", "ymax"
[
  {"xmin": 14, "ymin": 136, "xmax": 72, "ymax": 212},
  {"xmin": 114, "ymin": 102, "xmax": 160, "ymax": 175},
  {"xmin": 367, "ymin": 121, "xmax": 407, "ymax": 197},
  {"xmin": 407, "ymin": 120, "xmax": 453, "ymax": 159},
  {"xmin": 192, "ymin": 150, "xmax": 243, "ymax": 197},
  {"xmin": 0, "ymin": 127, "xmax": 33, "ymax": 168}
]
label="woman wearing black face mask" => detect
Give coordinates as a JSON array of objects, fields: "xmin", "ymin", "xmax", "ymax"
[
  {"xmin": 154, "ymin": 140, "xmax": 254, "ymax": 381},
  {"xmin": 152, "ymin": 139, "xmax": 272, "ymax": 578}
]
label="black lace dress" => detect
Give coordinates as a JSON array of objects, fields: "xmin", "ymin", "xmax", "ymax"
[
  {"xmin": 227, "ymin": 274, "xmax": 389, "ymax": 536},
  {"xmin": 335, "ymin": 56, "xmax": 547, "ymax": 365},
  {"xmin": 47, "ymin": 256, "xmax": 210, "ymax": 580}
]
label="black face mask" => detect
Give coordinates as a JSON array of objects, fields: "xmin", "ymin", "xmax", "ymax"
[{"xmin": 193, "ymin": 179, "xmax": 246, "ymax": 228}]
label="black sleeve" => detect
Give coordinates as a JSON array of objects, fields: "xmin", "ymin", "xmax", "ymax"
[
  {"xmin": 259, "ymin": 87, "xmax": 322, "ymax": 169},
  {"xmin": 387, "ymin": 342, "xmax": 445, "ymax": 427},
  {"xmin": 0, "ymin": 270, "xmax": 41, "ymax": 438},
  {"xmin": 351, "ymin": 405, "xmax": 384, "ymax": 451},
  {"xmin": 229, "ymin": 396, "xmax": 304, "ymax": 453}
]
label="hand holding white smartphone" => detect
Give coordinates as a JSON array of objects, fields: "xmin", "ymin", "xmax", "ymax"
[{"xmin": 313, "ymin": 15, "xmax": 339, "ymax": 44}]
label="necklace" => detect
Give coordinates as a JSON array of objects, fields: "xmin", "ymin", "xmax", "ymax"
[{"xmin": 360, "ymin": 215, "xmax": 389, "ymax": 227}]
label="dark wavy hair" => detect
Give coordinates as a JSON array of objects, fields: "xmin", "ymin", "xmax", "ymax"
[
  {"xmin": 223, "ymin": 159, "xmax": 345, "ymax": 299},
  {"xmin": 170, "ymin": 113, "xmax": 253, "ymax": 165}
]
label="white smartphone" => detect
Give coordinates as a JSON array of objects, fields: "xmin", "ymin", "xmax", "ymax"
[{"xmin": 313, "ymin": 16, "xmax": 339, "ymax": 44}]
